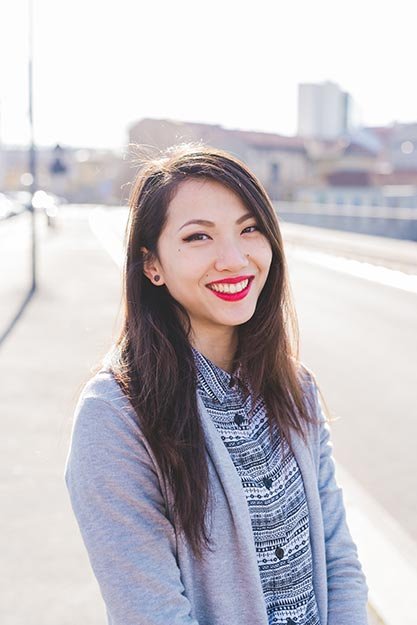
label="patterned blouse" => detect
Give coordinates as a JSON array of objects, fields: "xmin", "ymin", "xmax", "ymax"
[{"xmin": 192, "ymin": 347, "xmax": 321, "ymax": 625}]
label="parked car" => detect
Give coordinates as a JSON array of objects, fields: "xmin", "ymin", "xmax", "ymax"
[
  {"xmin": 32, "ymin": 190, "xmax": 61, "ymax": 219},
  {"xmin": 4, "ymin": 189, "xmax": 64, "ymax": 220},
  {"xmin": 0, "ymin": 192, "xmax": 18, "ymax": 219},
  {"xmin": 5, "ymin": 191, "xmax": 32, "ymax": 213}
]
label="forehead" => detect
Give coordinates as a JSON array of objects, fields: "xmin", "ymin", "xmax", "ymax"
[{"xmin": 166, "ymin": 178, "xmax": 250, "ymax": 224}]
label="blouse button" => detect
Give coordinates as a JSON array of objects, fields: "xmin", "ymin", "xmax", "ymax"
[
  {"xmin": 262, "ymin": 476, "xmax": 273, "ymax": 489},
  {"xmin": 234, "ymin": 413, "xmax": 244, "ymax": 426},
  {"xmin": 275, "ymin": 546, "xmax": 285, "ymax": 559}
]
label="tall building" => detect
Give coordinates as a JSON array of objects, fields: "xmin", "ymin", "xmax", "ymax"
[{"xmin": 297, "ymin": 81, "xmax": 357, "ymax": 140}]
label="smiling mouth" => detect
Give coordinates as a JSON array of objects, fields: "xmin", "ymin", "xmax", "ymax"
[
  {"xmin": 206, "ymin": 276, "xmax": 254, "ymax": 301},
  {"xmin": 207, "ymin": 278, "xmax": 250, "ymax": 294}
]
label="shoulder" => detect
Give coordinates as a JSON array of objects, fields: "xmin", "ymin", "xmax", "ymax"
[
  {"xmin": 293, "ymin": 360, "xmax": 324, "ymax": 418},
  {"xmin": 66, "ymin": 367, "xmax": 165, "ymax": 489},
  {"xmin": 292, "ymin": 360, "xmax": 329, "ymax": 455},
  {"xmin": 78, "ymin": 366, "xmax": 126, "ymax": 405},
  {"xmin": 71, "ymin": 366, "xmax": 144, "ymax": 444},
  {"xmin": 66, "ymin": 367, "xmax": 174, "ymax": 514},
  {"xmin": 294, "ymin": 358, "xmax": 316, "ymax": 391}
]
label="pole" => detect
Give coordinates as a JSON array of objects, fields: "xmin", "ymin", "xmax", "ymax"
[{"xmin": 28, "ymin": 0, "xmax": 37, "ymax": 291}]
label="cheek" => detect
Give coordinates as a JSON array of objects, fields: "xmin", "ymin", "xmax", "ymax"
[
  {"xmin": 163, "ymin": 256, "xmax": 205, "ymax": 296},
  {"xmin": 250, "ymin": 238, "xmax": 273, "ymax": 267},
  {"xmin": 175, "ymin": 248, "xmax": 211, "ymax": 277},
  {"xmin": 266, "ymin": 248, "xmax": 273, "ymax": 270},
  {"xmin": 160, "ymin": 243, "xmax": 193, "ymax": 279},
  {"xmin": 256, "ymin": 243, "xmax": 273, "ymax": 287}
]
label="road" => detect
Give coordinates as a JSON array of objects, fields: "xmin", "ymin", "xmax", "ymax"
[{"xmin": 286, "ymin": 241, "xmax": 417, "ymax": 541}]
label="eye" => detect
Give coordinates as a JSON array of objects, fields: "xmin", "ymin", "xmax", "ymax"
[
  {"xmin": 183, "ymin": 232, "xmax": 211, "ymax": 242},
  {"xmin": 183, "ymin": 225, "xmax": 260, "ymax": 242}
]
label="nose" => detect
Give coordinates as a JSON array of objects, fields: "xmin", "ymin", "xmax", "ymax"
[{"xmin": 214, "ymin": 238, "xmax": 249, "ymax": 272}]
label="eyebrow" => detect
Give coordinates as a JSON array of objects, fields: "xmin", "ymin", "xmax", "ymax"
[{"xmin": 177, "ymin": 212, "xmax": 254, "ymax": 232}]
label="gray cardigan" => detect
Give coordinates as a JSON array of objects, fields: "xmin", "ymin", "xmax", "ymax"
[{"xmin": 64, "ymin": 367, "xmax": 369, "ymax": 625}]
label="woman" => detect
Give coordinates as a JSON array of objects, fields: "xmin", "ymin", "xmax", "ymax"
[{"xmin": 64, "ymin": 145, "xmax": 369, "ymax": 625}]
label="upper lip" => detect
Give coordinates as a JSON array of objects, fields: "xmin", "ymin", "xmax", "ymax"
[{"xmin": 206, "ymin": 274, "xmax": 254, "ymax": 286}]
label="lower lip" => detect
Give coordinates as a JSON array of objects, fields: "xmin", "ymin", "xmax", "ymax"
[{"xmin": 207, "ymin": 278, "xmax": 253, "ymax": 301}]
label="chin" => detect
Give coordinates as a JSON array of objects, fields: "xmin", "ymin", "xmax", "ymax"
[{"xmin": 218, "ymin": 309, "xmax": 256, "ymax": 327}]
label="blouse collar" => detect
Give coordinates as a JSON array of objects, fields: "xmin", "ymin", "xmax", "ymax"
[{"xmin": 192, "ymin": 346, "xmax": 247, "ymax": 404}]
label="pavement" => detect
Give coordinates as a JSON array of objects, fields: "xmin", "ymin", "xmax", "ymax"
[
  {"xmin": 1, "ymin": 208, "xmax": 121, "ymax": 625},
  {"xmin": 0, "ymin": 205, "xmax": 410, "ymax": 624}
]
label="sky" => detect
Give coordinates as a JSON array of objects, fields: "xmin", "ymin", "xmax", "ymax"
[{"xmin": 0, "ymin": 0, "xmax": 416, "ymax": 150}]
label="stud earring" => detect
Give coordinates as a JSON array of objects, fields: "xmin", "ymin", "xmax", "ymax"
[{"xmin": 154, "ymin": 275, "xmax": 161, "ymax": 283}]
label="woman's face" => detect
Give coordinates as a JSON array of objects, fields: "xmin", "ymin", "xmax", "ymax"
[{"xmin": 143, "ymin": 177, "xmax": 273, "ymax": 343}]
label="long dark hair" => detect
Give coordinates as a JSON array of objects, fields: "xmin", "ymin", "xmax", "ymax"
[{"xmin": 107, "ymin": 144, "xmax": 325, "ymax": 560}]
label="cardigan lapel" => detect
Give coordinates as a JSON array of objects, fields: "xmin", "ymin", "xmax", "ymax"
[
  {"xmin": 196, "ymin": 393, "xmax": 256, "ymax": 532},
  {"xmin": 289, "ymin": 426, "xmax": 328, "ymax": 625},
  {"xmin": 196, "ymin": 393, "xmax": 270, "ymax": 625}
]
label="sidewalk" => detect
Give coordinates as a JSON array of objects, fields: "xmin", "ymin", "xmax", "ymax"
[
  {"xmin": 0, "ymin": 208, "xmax": 122, "ymax": 624},
  {"xmin": 0, "ymin": 207, "xmax": 382, "ymax": 624}
]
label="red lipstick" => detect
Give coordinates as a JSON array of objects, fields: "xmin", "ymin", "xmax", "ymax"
[
  {"xmin": 206, "ymin": 276, "xmax": 254, "ymax": 301},
  {"xmin": 207, "ymin": 274, "xmax": 254, "ymax": 286}
]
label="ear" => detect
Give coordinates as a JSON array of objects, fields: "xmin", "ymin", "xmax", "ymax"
[{"xmin": 140, "ymin": 247, "xmax": 165, "ymax": 286}]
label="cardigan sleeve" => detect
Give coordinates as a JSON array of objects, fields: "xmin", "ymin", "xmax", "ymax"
[
  {"xmin": 64, "ymin": 394, "xmax": 200, "ymax": 625},
  {"xmin": 312, "ymin": 381, "xmax": 369, "ymax": 625}
]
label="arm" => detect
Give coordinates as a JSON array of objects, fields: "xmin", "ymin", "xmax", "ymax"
[
  {"xmin": 312, "ymin": 382, "xmax": 369, "ymax": 625},
  {"xmin": 64, "ymin": 394, "xmax": 199, "ymax": 625}
]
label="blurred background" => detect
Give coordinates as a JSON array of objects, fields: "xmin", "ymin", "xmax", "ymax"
[{"xmin": 0, "ymin": 1, "xmax": 416, "ymax": 624}]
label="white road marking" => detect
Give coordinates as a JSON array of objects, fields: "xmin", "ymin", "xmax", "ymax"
[
  {"xmin": 287, "ymin": 248, "xmax": 417, "ymax": 295},
  {"xmin": 337, "ymin": 463, "xmax": 417, "ymax": 625},
  {"xmin": 88, "ymin": 208, "xmax": 125, "ymax": 268}
]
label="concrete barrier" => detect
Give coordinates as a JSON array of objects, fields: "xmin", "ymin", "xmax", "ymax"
[{"xmin": 274, "ymin": 202, "xmax": 417, "ymax": 242}]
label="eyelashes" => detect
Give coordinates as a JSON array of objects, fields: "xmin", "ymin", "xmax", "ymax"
[
  {"xmin": 183, "ymin": 233, "xmax": 210, "ymax": 242},
  {"xmin": 183, "ymin": 225, "xmax": 260, "ymax": 243}
]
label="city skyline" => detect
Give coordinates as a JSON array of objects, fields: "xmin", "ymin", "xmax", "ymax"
[{"xmin": 0, "ymin": 0, "xmax": 416, "ymax": 149}]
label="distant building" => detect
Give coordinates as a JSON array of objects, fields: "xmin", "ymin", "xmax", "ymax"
[
  {"xmin": 126, "ymin": 118, "xmax": 311, "ymax": 201},
  {"xmin": 304, "ymin": 137, "xmax": 378, "ymax": 180},
  {"xmin": 387, "ymin": 122, "xmax": 417, "ymax": 171},
  {"xmin": 295, "ymin": 129, "xmax": 417, "ymax": 209},
  {"xmin": 297, "ymin": 81, "xmax": 358, "ymax": 140},
  {"xmin": 296, "ymin": 141, "xmax": 381, "ymax": 207},
  {"xmin": 0, "ymin": 145, "xmax": 124, "ymax": 204},
  {"xmin": 3, "ymin": 117, "xmax": 415, "ymax": 209},
  {"xmin": 361, "ymin": 123, "xmax": 417, "ymax": 206}
]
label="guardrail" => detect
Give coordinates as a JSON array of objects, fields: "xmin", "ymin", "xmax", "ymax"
[{"xmin": 273, "ymin": 201, "xmax": 417, "ymax": 242}]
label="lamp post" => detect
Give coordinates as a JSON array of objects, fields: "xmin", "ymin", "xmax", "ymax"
[{"xmin": 28, "ymin": 0, "xmax": 37, "ymax": 291}]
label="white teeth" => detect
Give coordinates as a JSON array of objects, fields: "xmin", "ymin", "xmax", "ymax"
[{"xmin": 209, "ymin": 279, "xmax": 249, "ymax": 293}]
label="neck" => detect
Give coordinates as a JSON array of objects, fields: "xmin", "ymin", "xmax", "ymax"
[{"xmin": 191, "ymin": 327, "xmax": 238, "ymax": 374}]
